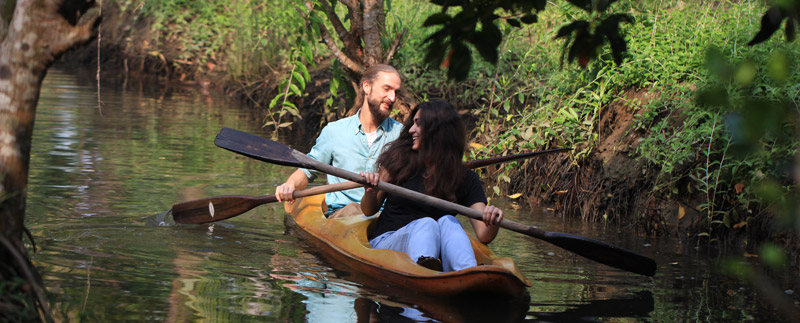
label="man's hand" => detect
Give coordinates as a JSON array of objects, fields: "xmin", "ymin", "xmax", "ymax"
[
  {"xmin": 275, "ymin": 169, "xmax": 310, "ymax": 202},
  {"xmin": 275, "ymin": 182, "xmax": 296, "ymax": 202}
]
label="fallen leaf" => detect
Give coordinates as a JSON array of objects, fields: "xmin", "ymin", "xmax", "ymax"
[
  {"xmin": 507, "ymin": 193, "xmax": 522, "ymax": 199},
  {"xmin": 469, "ymin": 142, "xmax": 484, "ymax": 149},
  {"xmin": 735, "ymin": 183, "xmax": 745, "ymax": 194},
  {"xmin": 678, "ymin": 205, "xmax": 686, "ymax": 220},
  {"xmin": 744, "ymin": 252, "xmax": 759, "ymax": 258},
  {"xmin": 733, "ymin": 221, "xmax": 747, "ymax": 229},
  {"xmin": 555, "ymin": 190, "xmax": 568, "ymax": 195}
]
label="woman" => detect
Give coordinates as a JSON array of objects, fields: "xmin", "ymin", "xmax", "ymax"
[{"xmin": 360, "ymin": 100, "xmax": 503, "ymax": 272}]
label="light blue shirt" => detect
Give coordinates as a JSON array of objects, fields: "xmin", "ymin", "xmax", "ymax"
[{"xmin": 302, "ymin": 111, "xmax": 403, "ymax": 211}]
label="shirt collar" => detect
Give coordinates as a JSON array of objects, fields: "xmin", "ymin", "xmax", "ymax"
[{"xmin": 354, "ymin": 109, "xmax": 386, "ymax": 134}]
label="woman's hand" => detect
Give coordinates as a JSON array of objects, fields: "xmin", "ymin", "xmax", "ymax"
[
  {"xmin": 481, "ymin": 205, "xmax": 503, "ymax": 227},
  {"xmin": 359, "ymin": 171, "xmax": 385, "ymax": 217},
  {"xmin": 360, "ymin": 172, "xmax": 380, "ymax": 193}
]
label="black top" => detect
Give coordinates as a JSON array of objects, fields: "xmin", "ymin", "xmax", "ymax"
[{"xmin": 368, "ymin": 169, "xmax": 487, "ymax": 240}]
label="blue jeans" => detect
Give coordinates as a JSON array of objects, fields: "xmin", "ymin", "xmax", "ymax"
[{"xmin": 369, "ymin": 215, "xmax": 477, "ymax": 272}]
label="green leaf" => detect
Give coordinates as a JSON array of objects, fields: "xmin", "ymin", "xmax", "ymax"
[
  {"xmin": 269, "ymin": 93, "xmax": 285, "ymax": 109},
  {"xmin": 521, "ymin": 14, "xmax": 538, "ymax": 24},
  {"xmin": 448, "ymin": 41, "xmax": 472, "ymax": 80},
  {"xmin": 423, "ymin": 13, "xmax": 451, "ymax": 27},
  {"xmin": 296, "ymin": 61, "xmax": 310, "ymax": 81},
  {"xmin": 289, "ymin": 83, "xmax": 302, "ymax": 96},
  {"xmin": 292, "ymin": 71, "xmax": 306, "ymax": 90}
]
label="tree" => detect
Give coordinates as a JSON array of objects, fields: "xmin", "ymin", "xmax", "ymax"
[
  {"xmin": 300, "ymin": 0, "xmax": 408, "ymax": 114},
  {"xmin": 0, "ymin": 0, "xmax": 100, "ymax": 320}
]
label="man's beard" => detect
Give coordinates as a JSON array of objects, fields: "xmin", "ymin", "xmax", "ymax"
[{"xmin": 367, "ymin": 95, "xmax": 391, "ymax": 122}]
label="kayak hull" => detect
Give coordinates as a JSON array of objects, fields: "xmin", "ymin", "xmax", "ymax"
[{"xmin": 284, "ymin": 194, "xmax": 531, "ymax": 298}]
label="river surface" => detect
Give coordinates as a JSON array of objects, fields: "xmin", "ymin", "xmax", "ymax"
[{"xmin": 24, "ymin": 67, "xmax": 796, "ymax": 321}]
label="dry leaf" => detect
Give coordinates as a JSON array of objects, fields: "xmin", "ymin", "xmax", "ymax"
[
  {"xmin": 735, "ymin": 183, "xmax": 745, "ymax": 194},
  {"xmin": 507, "ymin": 193, "xmax": 522, "ymax": 199},
  {"xmin": 469, "ymin": 142, "xmax": 484, "ymax": 149},
  {"xmin": 733, "ymin": 221, "xmax": 747, "ymax": 229},
  {"xmin": 678, "ymin": 205, "xmax": 686, "ymax": 220},
  {"xmin": 555, "ymin": 190, "xmax": 568, "ymax": 195},
  {"xmin": 744, "ymin": 252, "xmax": 759, "ymax": 258}
]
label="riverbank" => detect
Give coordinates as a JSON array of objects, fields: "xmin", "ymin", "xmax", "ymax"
[{"xmin": 61, "ymin": 1, "xmax": 799, "ymax": 270}]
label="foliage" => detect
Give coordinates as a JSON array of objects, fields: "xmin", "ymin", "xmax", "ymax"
[
  {"xmin": 748, "ymin": 0, "xmax": 800, "ymax": 46},
  {"xmin": 0, "ymin": 276, "xmax": 40, "ymax": 322},
  {"xmin": 264, "ymin": 45, "xmax": 312, "ymax": 132},
  {"xmin": 423, "ymin": 0, "xmax": 634, "ymax": 80},
  {"xmin": 424, "ymin": 0, "xmax": 799, "ymax": 81},
  {"xmin": 115, "ymin": 0, "xmax": 309, "ymax": 83}
]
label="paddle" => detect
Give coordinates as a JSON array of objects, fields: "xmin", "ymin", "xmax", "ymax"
[
  {"xmin": 172, "ymin": 146, "xmax": 571, "ymax": 224},
  {"xmin": 172, "ymin": 181, "xmax": 361, "ymax": 224},
  {"xmin": 214, "ymin": 127, "xmax": 657, "ymax": 277},
  {"xmin": 463, "ymin": 147, "xmax": 571, "ymax": 168}
]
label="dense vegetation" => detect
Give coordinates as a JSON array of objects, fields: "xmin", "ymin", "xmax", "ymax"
[{"xmin": 96, "ymin": 1, "xmax": 798, "ymax": 258}]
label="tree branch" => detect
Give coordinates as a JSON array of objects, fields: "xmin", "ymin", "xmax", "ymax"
[
  {"xmin": 383, "ymin": 28, "xmax": 407, "ymax": 63},
  {"xmin": 342, "ymin": 0, "xmax": 363, "ymax": 46},
  {"xmin": 320, "ymin": 0, "xmax": 349, "ymax": 43},
  {"xmin": 50, "ymin": 7, "xmax": 101, "ymax": 56},
  {"xmin": 319, "ymin": 22, "xmax": 364, "ymax": 75}
]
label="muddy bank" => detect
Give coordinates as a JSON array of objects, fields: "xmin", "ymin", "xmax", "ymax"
[{"xmin": 518, "ymin": 88, "xmax": 799, "ymax": 268}]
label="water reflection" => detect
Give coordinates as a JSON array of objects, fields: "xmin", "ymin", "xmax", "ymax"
[{"xmin": 529, "ymin": 291, "xmax": 654, "ymax": 321}]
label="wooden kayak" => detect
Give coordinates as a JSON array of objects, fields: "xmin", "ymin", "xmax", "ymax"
[{"xmin": 284, "ymin": 194, "xmax": 532, "ymax": 299}]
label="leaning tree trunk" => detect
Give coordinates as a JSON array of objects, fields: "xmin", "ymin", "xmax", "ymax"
[{"xmin": 0, "ymin": 0, "xmax": 100, "ymax": 320}]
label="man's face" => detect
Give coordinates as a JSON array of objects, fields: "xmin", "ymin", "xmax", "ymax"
[{"xmin": 365, "ymin": 71, "xmax": 401, "ymax": 120}]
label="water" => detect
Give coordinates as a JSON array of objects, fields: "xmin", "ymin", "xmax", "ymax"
[{"xmin": 24, "ymin": 67, "xmax": 797, "ymax": 321}]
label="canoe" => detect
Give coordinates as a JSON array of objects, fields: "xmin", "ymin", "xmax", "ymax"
[{"xmin": 284, "ymin": 194, "xmax": 532, "ymax": 299}]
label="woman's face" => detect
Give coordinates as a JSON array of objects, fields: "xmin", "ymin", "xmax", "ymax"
[{"xmin": 409, "ymin": 110, "xmax": 422, "ymax": 150}]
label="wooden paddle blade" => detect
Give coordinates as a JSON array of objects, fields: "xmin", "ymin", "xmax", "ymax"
[
  {"xmin": 215, "ymin": 127, "xmax": 303, "ymax": 168},
  {"xmin": 172, "ymin": 195, "xmax": 278, "ymax": 224},
  {"xmin": 539, "ymin": 231, "xmax": 657, "ymax": 277}
]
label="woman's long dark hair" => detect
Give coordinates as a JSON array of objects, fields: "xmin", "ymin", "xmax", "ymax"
[{"xmin": 377, "ymin": 100, "xmax": 466, "ymax": 202}]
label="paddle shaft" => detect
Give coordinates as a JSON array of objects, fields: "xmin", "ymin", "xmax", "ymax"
[
  {"xmin": 291, "ymin": 149, "xmax": 657, "ymax": 277},
  {"xmin": 463, "ymin": 147, "xmax": 571, "ymax": 168},
  {"xmin": 172, "ymin": 148, "xmax": 570, "ymax": 224},
  {"xmin": 172, "ymin": 181, "xmax": 361, "ymax": 224}
]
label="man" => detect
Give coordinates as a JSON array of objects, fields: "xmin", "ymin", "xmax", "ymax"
[{"xmin": 275, "ymin": 64, "xmax": 404, "ymax": 218}]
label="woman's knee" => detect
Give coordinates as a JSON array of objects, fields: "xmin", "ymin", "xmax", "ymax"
[
  {"xmin": 411, "ymin": 217, "xmax": 439, "ymax": 233},
  {"xmin": 437, "ymin": 215, "xmax": 461, "ymax": 228}
]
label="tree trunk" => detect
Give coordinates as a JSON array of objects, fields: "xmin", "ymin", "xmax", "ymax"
[
  {"xmin": 311, "ymin": 1, "xmax": 408, "ymax": 110},
  {"xmin": 0, "ymin": 0, "xmax": 100, "ymax": 319}
]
